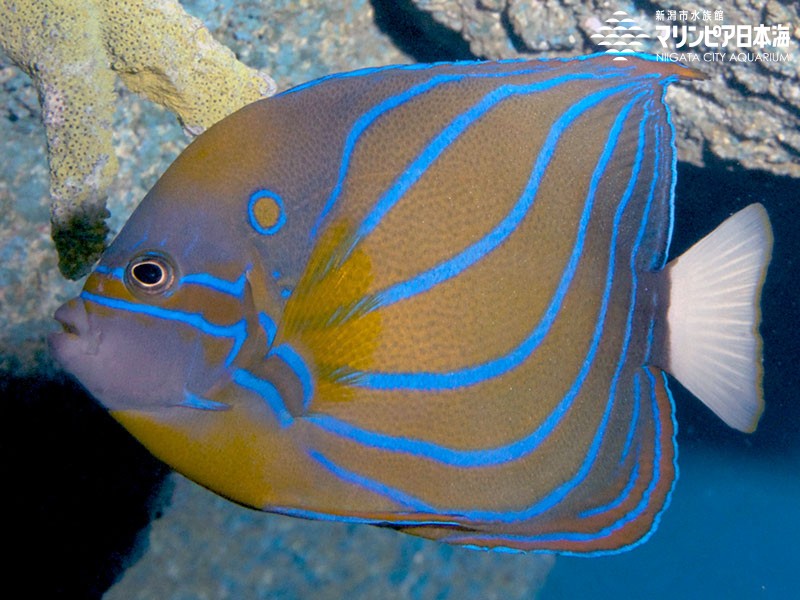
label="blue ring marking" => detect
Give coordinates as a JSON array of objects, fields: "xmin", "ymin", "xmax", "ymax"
[
  {"xmin": 307, "ymin": 92, "xmax": 650, "ymax": 472},
  {"xmin": 259, "ymin": 312, "xmax": 278, "ymax": 348},
  {"xmin": 354, "ymin": 84, "xmax": 654, "ymax": 393},
  {"xmin": 180, "ymin": 390, "xmax": 229, "ymax": 411},
  {"xmin": 269, "ymin": 344, "xmax": 314, "ymax": 411},
  {"xmin": 371, "ymin": 77, "xmax": 655, "ymax": 310},
  {"xmin": 232, "ymin": 368, "xmax": 293, "ymax": 428},
  {"xmin": 81, "ymin": 291, "xmax": 247, "ymax": 367},
  {"xmin": 306, "ymin": 450, "xmax": 437, "ymax": 512},
  {"xmin": 248, "ymin": 189, "xmax": 286, "ymax": 236}
]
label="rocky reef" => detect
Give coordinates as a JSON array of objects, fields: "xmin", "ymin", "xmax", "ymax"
[{"xmin": 407, "ymin": 0, "xmax": 800, "ymax": 178}]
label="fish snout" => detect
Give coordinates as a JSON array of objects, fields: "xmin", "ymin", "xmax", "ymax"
[
  {"xmin": 50, "ymin": 297, "xmax": 100, "ymax": 359},
  {"xmin": 53, "ymin": 297, "xmax": 89, "ymax": 337}
]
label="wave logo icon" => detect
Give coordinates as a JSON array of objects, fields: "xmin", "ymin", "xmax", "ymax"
[{"xmin": 590, "ymin": 10, "xmax": 651, "ymax": 61}]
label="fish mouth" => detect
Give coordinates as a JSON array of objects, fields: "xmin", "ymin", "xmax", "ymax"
[
  {"xmin": 49, "ymin": 298, "xmax": 99, "ymax": 359},
  {"xmin": 55, "ymin": 315, "xmax": 79, "ymax": 336},
  {"xmin": 53, "ymin": 299, "xmax": 87, "ymax": 338}
]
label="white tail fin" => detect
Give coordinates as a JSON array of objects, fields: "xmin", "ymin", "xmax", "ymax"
[{"xmin": 666, "ymin": 203, "xmax": 773, "ymax": 432}]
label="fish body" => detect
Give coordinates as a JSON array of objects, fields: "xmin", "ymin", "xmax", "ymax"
[{"xmin": 50, "ymin": 54, "xmax": 772, "ymax": 554}]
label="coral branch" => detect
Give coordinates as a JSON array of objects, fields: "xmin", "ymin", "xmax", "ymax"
[{"xmin": 0, "ymin": 0, "xmax": 275, "ymax": 278}]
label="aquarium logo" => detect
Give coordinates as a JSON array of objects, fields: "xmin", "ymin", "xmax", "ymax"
[
  {"xmin": 652, "ymin": 8, "xmax": 792, "ymax": 63},
  {"xmin": 588, "ymin": 11, "xmax": 651, "ymax": 61}
]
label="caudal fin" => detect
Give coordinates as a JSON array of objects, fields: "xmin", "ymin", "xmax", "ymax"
[{"xmin": 665, "ymin": 203, "xmax": 773, "ymax": 432}]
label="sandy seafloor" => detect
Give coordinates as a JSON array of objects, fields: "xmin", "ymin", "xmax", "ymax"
[{"xmin": 1, "ymin": 1, "xmax": 799, "ymax": 598}]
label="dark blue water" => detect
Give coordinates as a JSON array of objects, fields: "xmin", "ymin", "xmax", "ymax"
[{"xmin": 543, "ymin": 160, "xmax": 800, "ymax": 599}]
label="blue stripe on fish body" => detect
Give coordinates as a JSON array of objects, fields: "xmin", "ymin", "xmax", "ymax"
[
  {"xmin": 269, "ymin": 344, "xmax": 314, "ymax": 412},
  {"xmin": 280, "ymin": 58, "xmax": 680, "ymax": 552},
  {"xmin": 347, "ymin": 75, "xmax": 658, "ymax": 259},
  {"xmin": 51, "ymin": 55, "xmax": 712, "ymax": 555},
  {"xmin": 352, "ymin": 86, "xmax": 653, "ymax": 392},
  {"xmin": 371, "ymin": 81, "xmax": 654, "ymax": 309},
  {"xmin": 441, "ymin": 368, "xmax": 672, "ymax": 554},
  {"xmin": 303, "ymin": 93, "xmax": 656, "ymax": 473},
  {"xmin": 258, "ymin": 312, "xmax": 278, "ymax": 347},
  {"xmin": 310, "ymin": 63, "xmax": 660, "ymax": 246},
  {"xmin": 95, "ymin": 263, "xmax": 249, "ymax": 299},
  {"xmin": 232, "ymin": 368, "xmax": 294, "ymax": 428},
  {"xmin": 181, "ymin": 390, "xmax": 230, "ymax": 411},
  {"xmin": 307, "ymin": 449, "xmax": 437, "ymax": 513},
  {"xmin": 307, "ymin": 70, "xmax": 509, "ymax": 235},
  {"xmin": 179, "ymin": 270, "xmax": 249, "ymax": 298},
  {"xmin": 578, "ymin": 456, "xmax": 642, "ymax": 520},
  {"xmin": 548, "ymin": 370, "xmax": 673, "ymax": 556},
  {"xmin": 80, "ymin": 290, "xmax": 248, "ymax": 367},
  {"xmin": 306, "ymin": 363, "xmax": 630, "ymax": 525}
]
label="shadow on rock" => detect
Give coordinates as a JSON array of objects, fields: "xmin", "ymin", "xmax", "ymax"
[{"xmin": 0, "ymin": 370, "xmax": 172, "ymax": 599}]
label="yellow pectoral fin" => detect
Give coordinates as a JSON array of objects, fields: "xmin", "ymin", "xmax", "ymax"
[{"xmin": 277, "ymin": 222, "xmax": 382, "ymax": 405}]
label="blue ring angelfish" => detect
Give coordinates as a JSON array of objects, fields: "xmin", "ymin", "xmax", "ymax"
[{"xmin": 49, "ymin": 54, "xmax": 774, "ymax": 557}]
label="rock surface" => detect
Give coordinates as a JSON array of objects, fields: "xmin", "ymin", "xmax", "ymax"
[
  {"xmin": 106, "ymin": 474, "xmax": 553, "ymax": 600},
  {"xmin": 410, "ymin": 0, "xmax": 800, "ymax": 178}
]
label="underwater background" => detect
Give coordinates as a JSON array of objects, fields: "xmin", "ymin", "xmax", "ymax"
[{"xmin": 1, "ymin": 1, "xmax": 798, "ymax": 598}]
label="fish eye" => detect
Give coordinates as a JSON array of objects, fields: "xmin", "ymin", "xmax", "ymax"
[{"xmin": 125, "ymin": 254, "xmax": 175, "ymax": 294}]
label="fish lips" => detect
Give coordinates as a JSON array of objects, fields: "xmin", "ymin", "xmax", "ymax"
[
  {"xmin": 49, "ymin": 298, "xmax": 150, "ymax": 412},
  {"xmin": 49, "ymin": 297, "xmax": 102, "ymax": 366},
  {"xmin": 49, "ymin": 297, "xmax": 219, "ymax": 413}
]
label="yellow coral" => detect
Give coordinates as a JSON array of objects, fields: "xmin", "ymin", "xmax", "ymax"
[{"xmin": 0, "ymin": 0, "xmax": 275, "ymax": 278}]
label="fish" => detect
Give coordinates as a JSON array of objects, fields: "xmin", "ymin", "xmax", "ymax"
[{"xmin": 50, "ymin": 53, "xmax": 773, "ymax": 555}]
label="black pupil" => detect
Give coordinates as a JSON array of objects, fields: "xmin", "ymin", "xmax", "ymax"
[{"xmin": 133, "ymin": 262, "xmax": 164, "ymax": 285}]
